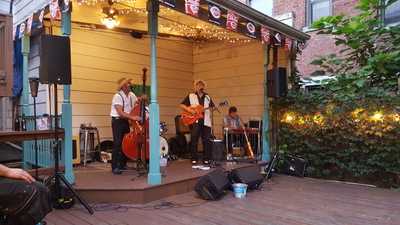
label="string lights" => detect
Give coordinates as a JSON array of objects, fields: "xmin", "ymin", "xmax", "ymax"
[{"xmin": 75, "ymin": 1, "xmax": 253, "ymax": 43}]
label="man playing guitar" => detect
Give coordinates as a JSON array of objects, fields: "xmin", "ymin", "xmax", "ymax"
[{"xmin": 180, "ymin": 80, "xmax": 215, "ymax": 166}]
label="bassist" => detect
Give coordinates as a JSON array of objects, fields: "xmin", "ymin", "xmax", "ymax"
[{"xmin": 180, "ymin": 80, "xmax": 215, "ymax": 166}]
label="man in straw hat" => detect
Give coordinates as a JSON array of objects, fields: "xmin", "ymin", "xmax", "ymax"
[
  {"xmin": 110, "ymin": 78, "xmax": 141, "ymax": 175},
  {"xmin": 180, "ymin": 79, "xmax": 215, "ymax": 167}
]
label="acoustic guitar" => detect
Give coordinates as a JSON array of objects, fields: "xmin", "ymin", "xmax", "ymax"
[{"xmin": 181, "ymin": 100, "xmax": 228, "ymax": 126}]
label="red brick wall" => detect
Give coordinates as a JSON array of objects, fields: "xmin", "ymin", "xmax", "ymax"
[{"xmin": 273, "ymin": 0, "xmax": 359, "ymax": 76}]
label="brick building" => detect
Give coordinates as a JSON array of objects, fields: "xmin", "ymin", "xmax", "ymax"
[{"xmin": 273, "ymin": 0, "xmax": 360, "ymax": 77}]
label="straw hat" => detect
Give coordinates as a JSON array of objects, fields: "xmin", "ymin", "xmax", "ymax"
[
  {"xmin": 193, "ymin": 79, "xmax": 206, "ymax": 88},
  {"xmin": 117, "ymin": 77, "xmax": 132, "ymax": 90}
]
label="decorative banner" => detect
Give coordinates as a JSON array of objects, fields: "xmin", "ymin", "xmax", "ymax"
[
  {"xmin": 13, "ymin": 26, "xmax": 16, "ymax": 41},
  {"xmin": 261, "ymin": 26, "xmax": 271, "ymax": 44},
  {"xmin": 38, "ymin": 9, "xmax": 45, "ymax": 27},
  {"xmin": 297, "ymin": 41, "xmax": 306, "ymax": 51},
  {"xmin": 285, "ymin": 37, "xmax": 292, "ymax": 51},
  {"xmin": 208, "ymin": 3, "xmax": 222, "ymax": 25},
  {"xmin": 245, "ymin": 21, "xmax": 256, "ymax": 39},
  {"xmin": 49, "ymin": 0, "xmax": 61, "ymax": 20},
  {"xmin": 26, "ymin": 15, "xmax": 34, "ymax": 35},
  {"xmin": 160, "ymin": 0, "xmax": 176, "ymax": 8},
  {"xmin": 274, "ymin": 32, "xmax": 282, "ymax": 45},
  {"xmin": 185, "ymin": 0, "xmax": 200, "ymax": 17},
  {"xmin": 226, "ymin": 10, "xmax": 239, "ymax": 31},
  {"xmin": 18, "ymin": 22, "xmax": 26, "ymax": 38}
]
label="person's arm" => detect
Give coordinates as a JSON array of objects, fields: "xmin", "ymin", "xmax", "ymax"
[
  {"xmin": 0, "ymin": 164, "xmax": 35, "ymax": 183},
  {"xmin": 115, "ymin": 105, "xmax": 140, "ymax": 121},
  {"xmin": 113, "ymin": 94, "xmax": 140, "ymax": 121}
]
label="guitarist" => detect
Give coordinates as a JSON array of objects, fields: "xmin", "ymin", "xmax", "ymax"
[{"xmin": 180, "ymin": 80, "xmax": 215, "ymax": 166}]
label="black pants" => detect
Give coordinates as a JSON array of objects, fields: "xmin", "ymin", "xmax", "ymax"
[
  {"xmin": 190, "ymin": 121, "xmax": 212, "ymax": 162},
  {"xmin": 111, "ymin": 117, "xmax": 130, "ymax": 170},
  {"xmin": 0, "ymin": 178, "xmax": 52, "ymax": 225}
]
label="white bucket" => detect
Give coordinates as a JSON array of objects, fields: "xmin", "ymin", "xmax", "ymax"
[{"xmin": 232, "ymin": 183, "xmax": 248, "ymax": 199}]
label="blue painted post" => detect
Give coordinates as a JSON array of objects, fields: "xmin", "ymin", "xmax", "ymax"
[
  {"xmin": 61, "ymin": 9, "xmax": 75, "ymax": 183},
  {"xmin": 147, "ymin": 0, "xmax": 161, "ymax": 185},
  {"xmin": 21, "ymin": 35, "xmax": 30, "ymax": 169},
  {"xmin": 262, "ymin": 45, "xmax": 271, "ymax": 161}
]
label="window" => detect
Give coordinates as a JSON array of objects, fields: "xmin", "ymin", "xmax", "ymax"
[
  {"xmin": 307, "ymin": 0, "xmax": 332, "ymax": 26},
  {"xmin": 0, "ymin": 14, "xmax": 13, "ymax": 97},
  {"xmin": 385, "ymin": 0, "xmax": 400, "ymax": 25}
]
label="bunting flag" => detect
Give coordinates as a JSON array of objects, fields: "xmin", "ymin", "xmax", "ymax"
[
  {"xmin": 208, "ymin": 3, "xmax": 222, "ymax": 25},
  {"xmin": 160, "ymin": 0, "xmax": 176, "ymax": 8},
  {"xmin": 245, "ymin": 21, "xmax": 256, "ymax": 39},
  {"xmin": 38, "ymin": 9, "xmax": 45, "ymax": 28},
  {"xmin": 18, "ymin": 22, "xmax": 26, "ymax": 38},
  {"xmin": 273, "ymin": 32, "xmax": 282, "ymax": 46},
  {"xmin": 261, "ymin": 26, "xmax": 271, "ymax": 44},
  {"xmin": 284, "ymin": 37, "xmax": 292, "ymax": 51},
  {"xmin": 13, "ymin": 26, "xmax": 16, "ymax": 41},
  {"xmin": 49, "ymin": 0, "xmax": 61, "ymax": 20},
  {"xmin": 26, "ymin": 15, "xmax": 34, "ymax": 35},
  {"xmin": 185, "ymin": 0, "xmax": 200, "ymax": 17},
  {"xmin": 226, "ymin": 10, "xmax": 239, "ymax": 31},
  {"xmin": 297, "ymin": 41, "xmax": 306, "ymax": 51}
]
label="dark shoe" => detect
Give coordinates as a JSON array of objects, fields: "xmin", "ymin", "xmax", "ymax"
[{"xmin": 112, "ymin": 168, "xmax": 122, "ymax": 175}]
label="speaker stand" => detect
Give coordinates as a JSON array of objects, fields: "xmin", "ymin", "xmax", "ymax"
[{"xmin": 48, "ymin": 83, "xmax": 93, "ymax": 214}]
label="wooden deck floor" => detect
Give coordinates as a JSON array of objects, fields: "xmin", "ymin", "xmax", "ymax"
[{"xmin": 45, "ymin": 175, "xmax": 400, "ymax": 225}]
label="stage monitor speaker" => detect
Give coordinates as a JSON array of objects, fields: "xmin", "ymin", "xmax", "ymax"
[
  {"xmin": 39, "ymin": 35, "xmax": 71, "ymax": 85},
  {"xmin": 282, "ymin": 155, "xmax": 307, "ymax": 177},
  {"xmin": 194, "ymin": 168, "xmax": 230, "ymax": 200},
  {"xmin": 267, "ymin": 67, "xmax": 287, "ymax": 98},
  {"xmin": 230, "ymin": 165, "xmax": 264, "ymax": 190},
  {"xmin": 211, "ymin": 139, "xmax": 226, "ymax": 162}
]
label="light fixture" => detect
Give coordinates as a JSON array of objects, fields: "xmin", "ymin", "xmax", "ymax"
[{"xmin": 101, "ymin": 1, "xmax": 120, "ymax": 29}]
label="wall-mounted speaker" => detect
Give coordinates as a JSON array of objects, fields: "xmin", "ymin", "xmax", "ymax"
[
  {"xmin": 39, "ymin": 35, "xmax": 71, "ymax": 85},
  {"xmin": 267, "ymin": 67, "xmax": 287, "ymax": 98}
]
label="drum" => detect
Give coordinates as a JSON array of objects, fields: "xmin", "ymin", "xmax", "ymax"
[
  {"xmin": 160, "ymin": 136, "xmax": 169, "ymax": 157},
  {"xmin": 160, "ymin": 122, "xmax": 168, "ymax": 135}
]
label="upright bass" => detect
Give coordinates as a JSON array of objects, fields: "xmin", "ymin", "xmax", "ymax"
[{"xmin": 122, "ymin": 68, "xmax": 150, "ymax": 160}]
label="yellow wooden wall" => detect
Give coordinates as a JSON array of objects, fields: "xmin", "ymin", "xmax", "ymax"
[
  {"xmin": 193, "ymin": 41, "xmax": 288, "ymax": 138},
  {"xmin": 68, "ymin": 26, "xmax": 193, "ymax": 139}
]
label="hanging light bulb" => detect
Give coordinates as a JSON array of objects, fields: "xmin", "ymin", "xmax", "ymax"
[{"xmin": 101, "ymin": 16, "xmax": 120, "ymax": 29}]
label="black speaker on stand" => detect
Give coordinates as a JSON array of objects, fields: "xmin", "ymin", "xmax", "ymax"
[
  {"xmin": 267, "ymin": 67, "xmax": 287, "ymax": 98},
  {"xmin": 39, "ymin": 35, "xmax": 93, "ymax": 214}
]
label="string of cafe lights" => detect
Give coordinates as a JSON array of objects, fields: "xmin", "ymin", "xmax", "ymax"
[{"xmin": 76, "ymin": 1, "xmax": 253, "ymax": 43}]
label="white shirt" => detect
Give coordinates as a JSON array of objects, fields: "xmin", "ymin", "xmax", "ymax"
[{"xmin": 110, "ymin": 90, "xmax": 137, "ymax": 117}]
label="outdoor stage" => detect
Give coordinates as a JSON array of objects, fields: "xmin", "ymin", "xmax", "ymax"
[{"xmin": 73, "ymin": 160, "xmax": 254, "ymax": 204}]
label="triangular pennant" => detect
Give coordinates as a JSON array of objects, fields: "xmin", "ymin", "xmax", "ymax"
[
  {"xmin": 185, "ymin": 0, "xmax": 200, "ymax": 17},
  {"xmin": 26, "ymin": 14, "xmax": 34, "ymax": 35},
  {"xmin": 261, "ymin": 26, "xmax": 271, "ymax": 44},
  {"xmin": 49, "ymin": 0, "xmax": 61, "ymax": 20},
  {"xmin": 226, "ymin": 10, "xmax": 239, "ymax": 31},
  {"xmin": 18, "ymin": 22, "xmax": 26, "ymax": 39}
]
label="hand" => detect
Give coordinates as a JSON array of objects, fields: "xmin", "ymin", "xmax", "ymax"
[
  {"xmin": 5, "ymin": 168, "xmax": 35, "ymax": 183},
  {"xmin": 188, "ymin": 108, "xmax": 196, "ymax": 115},
  {"xmin": 130, "ymin": 115, "xmax": 142, "ymax": 121}
]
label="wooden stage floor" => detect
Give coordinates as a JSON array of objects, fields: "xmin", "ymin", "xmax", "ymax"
[
  {"xmin": 46, "ymin": 175, "xmax": 400, "ymax": 225},
  {"xmin": 73, "ymin": 160, "xmax": 252, "ymax": 203}
]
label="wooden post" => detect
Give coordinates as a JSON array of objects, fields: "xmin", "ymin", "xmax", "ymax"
[
  {"xmin": 262, "ymin": 45, "xmax": 271, "ymax": 161},
  {"xmin": 61, "ymin": 8, "xmax": 74, "ymax": 183},
  {"xmin": 147, "ymin": 0, "xmax": 161, "ymax": 185}
]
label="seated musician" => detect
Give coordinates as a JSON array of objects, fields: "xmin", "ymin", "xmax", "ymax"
[
  {"xmin": 223, "ymin": 106, "xmax": 241, "ymax": 129},
  {"xmin": 0, "ymin": 164, "xmax": 51, "ymax": 225},
  {"xmin": 223, "ymin": 106, "xmax": 242, "ymax": 153},
  {"xmin": 110, "ymin": 78, "xmax": 141, "ymax": 175},
  {"xmin": 180, "ymin": 80, "xmax": 215, "ymax": 166}
]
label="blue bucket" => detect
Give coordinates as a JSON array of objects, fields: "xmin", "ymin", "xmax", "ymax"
[{"xmin": 232, "ymin": 183, "xmax": 248, "ymax": 199}]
